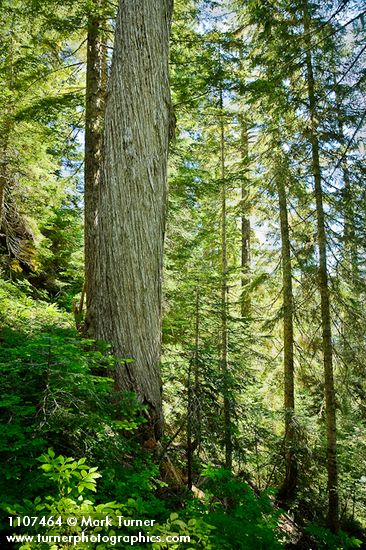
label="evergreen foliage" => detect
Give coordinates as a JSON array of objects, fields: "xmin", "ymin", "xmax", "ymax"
[{"xmin": 1, "ymin": 0, "xmax": 366, "ymax": 547}]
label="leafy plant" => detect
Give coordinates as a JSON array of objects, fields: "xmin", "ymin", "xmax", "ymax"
[
  {"xmin": 192, "ymin": 466, "xmax": 286, "ymax": 549},
  {"xmin": 8, "ymin": 450, "xmax": 215, "ymax": 550},
  {"xmin": 305, "ymin": 523, "xmax": 362, "ymax": 550}
]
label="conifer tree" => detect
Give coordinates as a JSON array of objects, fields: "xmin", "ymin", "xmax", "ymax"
[
  {"xmin": 275, "ymin": 153, "xmax": 297, "ymax": 502},
  {"xmin": 84, "ymin": 0, "xmax": 109, "ymax": 334},
  {"xmin": 90, "ymin": 0, "xmax": 173, "ymax": 439},
  {"xmin": 302, "ymin": 0, "xmax": 339, "ymax": 530}
]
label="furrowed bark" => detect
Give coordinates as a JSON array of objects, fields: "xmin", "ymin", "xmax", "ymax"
[
  {"xmin": 84, "ymin": 1, "xmax": 107, "ymax": 334},
  {"xmin": 92, "ymin": 0, "xmax": 173, "ymax": 439}
]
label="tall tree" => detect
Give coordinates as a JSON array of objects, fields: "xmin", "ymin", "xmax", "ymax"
[
  {"xmin": 239, "ymin": 114, "xmax": 251, "ymax": 319},
  {"xmin": 0, "ymin": 0, "xmax": 84, "ymax": 273},
  {"xmin": 303, "ymin": 0, "xmax": 339, "ymax": 532},
  {"xmin": 187, "ymin": 285, "xmax": 200, "ymax": 489},
  {"xmin": 219, "ymin": 81, "xmax": 232, "ymax": 471},
  {"xmin": 84, "ymin": 0, "xmax": 108, "ymax": 334},
  {"xmin": 275, "ymin": 154, "xmax": 297, "ymax": 502},
  {"xmin": 91, "ymin": 0, "xmax": 173, "ymax": 439}
]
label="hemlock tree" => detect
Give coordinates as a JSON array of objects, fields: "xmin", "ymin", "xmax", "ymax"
[
  {"xmin": 84, "ymin": 0, "xmax": 108, "ymax": 334},
  {"xmin": 90, "ymin": 0, "xmax": 173, "ymax": 439},
  {"xmin": 275, "ymin": 152, "xmax": 297, "ymax": 502},
  {"xmin": 302, "ymin": 0, "xmax": 339, "ymax": 531},
  {"xmin": 0, "ymin": 0, "xmax": 84, "ymax": 274},
  {"xmin": 219, "ymin": 82, "xmax": 233, "ymax": 472}
]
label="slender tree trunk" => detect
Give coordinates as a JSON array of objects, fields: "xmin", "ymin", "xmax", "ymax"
[
  {"xmin": 240, "ymin": 115, "xmax": 251, "ymax": 318},
  {"xmin": 193, "ymin": 286, "xmax": 201, "ymax": 448},
  {"xmin": 92, "ymin": 0, "xmax": 173, "ymax": 440},
  {"xmin": 187, "ymin": 359, "xmax": 193, "ymax": 489},
  {"xmin": 84, "ymin": 1, "xmax": 107, "ymax": 334},
  {"xmin": 0, "ymin": 129, "xmax": 9, "ymax": 229},
  {"xmin": 276, "ymin": 169, "xmax": 297, "ymax": 502},
  {"xmin": 1, "ymin": 22, "xmax": 14, "ymax": 232},
  {"xmin": 219, "ymin": 85, "xmax": 232, "ymax": 471},
  {"xmin": 0, "ymin": 143, "xmax": 7, "ymax": 228},
  {"xmin": 187, "ymin": 286, "xmax": 201, "ymax": 489},
  {"xmin": 303, "ymin": 1, "xmax": 339, "ymax": 532}
]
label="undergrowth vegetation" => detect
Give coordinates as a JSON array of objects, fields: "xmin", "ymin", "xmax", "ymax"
[
  {"xmin": 0, "ymin": 282, "xmax": 274, "ymax": 548},
  {"xmin": 1, "ymin": 0, "xmax": 366, "ymax": 547},
  {"xmin": 0, "ymin": 281, "xmax": 362, "ymax": 549}
]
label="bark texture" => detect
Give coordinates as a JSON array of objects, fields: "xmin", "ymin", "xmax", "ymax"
[
  {"xmin": 276, "ymin": 170, "xmax": 297, "ymax": 502},
  {"xmin": 92, "ymin": 0, "xmax": 173, "ymax": 439},
  {"xmin": 303, "ymin": 1, "xmax": 339, "ymax": 532},
  {"xmin": 84, "ymin": 2, "xmax": 107, "ymax": 334}
]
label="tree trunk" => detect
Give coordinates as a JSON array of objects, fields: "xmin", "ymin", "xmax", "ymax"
[
  {"xmin": 91, "ymin": 0, "xmax": 173, "ymax": 440},
  {"xmin": 187, "ymin": 286, "xmax": 201, "ymax": 489},
  {"xmin": 0, "ymin": 147, "xmax": 7, "ymax": 229},
  {"xmin": 276, "ymin": 167, "xmax": 297, "ymax": 502},
  {"xmin": 193, "ymin": 286, "xmax": 201, "ymax": 449},
  {"xmin": 84, "ymin": 1, "xmax": 107, "ymax": 334},
  {"xmin": 187, "ymin": 359, "xmax": 193, "ymax": 489},
  {"xmin": 303, "ymin": 1, "xmax": 339, "ymax": 532},
  {"xmin": 0, "ymin": 16, "xmax": 15, "ymax": 238},
  {"xmin": 239, "ymin": 115, "xmax": 251, "ymax": 318},
  {"xmin": 219, "ymin": 85, "xmax": 232, "ymax": 471}
]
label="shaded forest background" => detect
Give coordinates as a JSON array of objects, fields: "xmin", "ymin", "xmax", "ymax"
[{"xmin": 0, "ymin": 0, "xmax": 366, "ymax": 548}]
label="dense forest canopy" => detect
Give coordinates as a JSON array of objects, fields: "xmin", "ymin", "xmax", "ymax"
[{"xmin": 0, "ymin": 0, "xmax": 366, "ymax": 548}]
